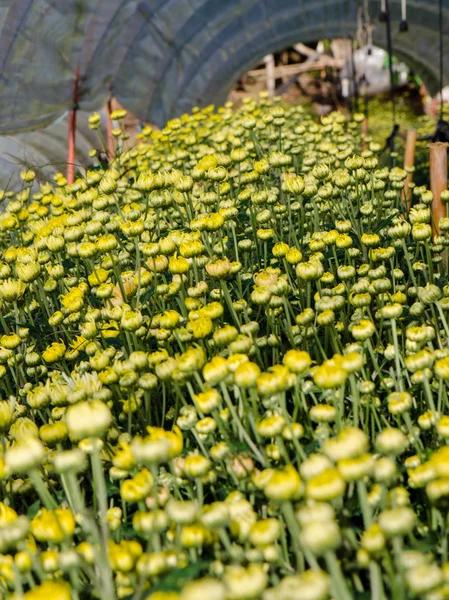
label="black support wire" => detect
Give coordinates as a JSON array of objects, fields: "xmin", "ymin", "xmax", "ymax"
[
  {"xmin": 383, "ymin": 0, "xmax": 398, "ymax": 160},
  {"xmin": 358, "ymin": 1, "xmax": 372, "ymax": 120},
  {"xmin": 350, "ymin": 36, "xmax": 359, "ymax": 114},
  {"xmin": 384, "ymin": 0, "xmax": 396, "ymax": 125}
]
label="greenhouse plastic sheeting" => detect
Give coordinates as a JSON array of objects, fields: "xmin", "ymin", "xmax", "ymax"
[
  {"xmin": 0, "ymin": 0, "xmax": 447, "ymax": 135},
  {"xmin": 0, "ymin": 110, "xmax": 107, "ymax": 190}
]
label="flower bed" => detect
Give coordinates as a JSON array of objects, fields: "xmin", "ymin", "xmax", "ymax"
[{"xmin": 0, "ymin": 95, "xmax": 448, "ymax": 599}]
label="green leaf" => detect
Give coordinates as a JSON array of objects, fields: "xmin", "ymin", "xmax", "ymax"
[
  {"xmin": 27, "ymin": 500, "xmax": 41, "ymax": 519},
  {"xmin": 140, "ymin": 561, "xmax": 210, "ymax": 597},
  {"xmin": 107, "ymin": 483, "xmax": 120, "ymax": 497}
]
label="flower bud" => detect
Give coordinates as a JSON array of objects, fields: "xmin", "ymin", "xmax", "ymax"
[
  {"xmin": 66, "ymin": 400, "xmax": 112, "ymax": 440},
  {"xmin": 378, "ymin": 507, "xmax": 416, "ymax": 537},
  {"xmin": 306, "ymin": 468, "xmax": 346, "ymax": 501},
  {"xmin": 302, "ymin": 520, "xmax": 341, "ymax": 555},
  {"xmin": 6, "ymin": 438, "xmax": 45, "ymax": 474},
  {"xmin": 264, "ymin": 465, "xmax": 302, "ymax": 501}
]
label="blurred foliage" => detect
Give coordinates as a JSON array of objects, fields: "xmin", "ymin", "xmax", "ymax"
[{"xmin": 365, "ymin": 94, "xmax": 449, "ymax": 188}]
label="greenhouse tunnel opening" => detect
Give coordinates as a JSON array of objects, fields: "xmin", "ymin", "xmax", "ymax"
[
  {"xmin": 120, "ymin": 0, "xmax": 448, "ymax": 128},
  {"xmin": 0, "ymin": 0, "xmax": 447, "ymax": 189}
]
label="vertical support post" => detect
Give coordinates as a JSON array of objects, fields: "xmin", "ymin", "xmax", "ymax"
[
  {"xmin": 361, "ymin": 118, "xmax": 369, "ymax": 151},
  {"xmin": 403, "ymin": 129, "xmax": 417, "ymax": 209},
  {"xmin": 281, "ymin": 51, "xmax": 289, "ymax": 84},
  {"xmin": 429, "ymin": 142, "xmax": 449, "ymax": 234},
  {"xmin": 362, "ymin": 118, "xmax": 369, "ymax": 137},
  {"xmin": 106, "ymin": 100, "xmax": 115, "ymax": 162},
  {"xmin": 67, "ymin": 67, "xmax": 80, "ymax": 185},
  {"xmin": 264, "ymin": 54, "xmax": 275, "ymax": 99}
]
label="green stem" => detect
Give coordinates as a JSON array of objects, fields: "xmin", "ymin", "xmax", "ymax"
[
  {"xmin": 324, "ymin": 550, "xmax": 351, "ymax": 600},
  {"xmin": 29, "ymin": 469, "xmax": 58, "ymax": 510}
]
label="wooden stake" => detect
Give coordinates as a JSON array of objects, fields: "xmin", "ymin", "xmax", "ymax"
[
  {"xmin": 361, "ymin": 118, "xmax": 368, "ymax": 151},
  {"xmin": 429, "ymin": 142, "xmax": 449, "ymax": 234},
  {"xmin": 106, "ymin": 100, "xmax": 115, "ymax": 162},
  {"xmin": 281, "ymin": 51, "xmax": 289, "ymax": 84},
  {"xmin": 67, "ymin": 66, "xmax": 80, "ymax": 185},
  {"xmin": 362, "ymin": 118, "xmax": 369, "ymax": 137},
  {"xmin": 264, "ymin": 54, "xmax": 275, "ymax": 99},
  {"xmin": 403, "ymin": 128, "xmax": 417, "ymax": 209}
]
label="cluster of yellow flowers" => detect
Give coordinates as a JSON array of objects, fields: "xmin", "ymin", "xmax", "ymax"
[{"xmin": 0, "ymin": 94, "xmax": 448, "ymax": 599}]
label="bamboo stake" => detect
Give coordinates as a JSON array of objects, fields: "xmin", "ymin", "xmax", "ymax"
[
  {"xmin": 361, "ymin": 118, "xmax": 368, "ymax": 151},
  {"xmin": 429, "ymin": 142, "xmax": 449, "ymax": 234},
  {"xmin": 264, "ymin": 54, "xmax": 275, "ymax": 99},
  {"xmin": 362, "ymin": 118, "xmax": 369, "ymax": 137},
  {"xmin": 66, "ymin": 66, "xmax": 80, "ymax": 185},
  {"xmin": 403, "ymin": 128, "xmax": 417, "ymax": 210},
  {"xmin": 248, "ymin": 57, "xmax": 343, "ymax": 79}
]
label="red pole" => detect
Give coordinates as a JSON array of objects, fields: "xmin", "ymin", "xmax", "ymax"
[
  {"xmin": 106, "ymin": 99, "xmax": 114, "ymax": 162},
  {"xmin": 67, "ymin": 66, "xmax": 80, "ymax": 184}
]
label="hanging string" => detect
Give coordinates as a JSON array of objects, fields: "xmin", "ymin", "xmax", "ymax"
[
  {"xmin": 356, "ymin": 3, "xmax": 363, "ymax": 47},
  {"xmin": 350, "ymin": 36, "xmax": 359, "ymax": 113},
  {"xmin": 363, "ymin": 0, "xmax": 370, "ymax": 25},
  {"xmin": 400, "ymin": 0, "xmax": 408, "ymax": 31},
  {"xmin": 385, "ymin": 1, "xmax": 396, "ymax": 123},
  {"xmin": 367, "ymin": 22, "xmax": 373, "ymax": 55},
  {"xmin": 359, "ymin": 2, "xmax": 371, "ymax": 119},
  {"xmin": 352, "ymin": 0, "xmax": 372, "ymax": 125},
  {"xmin": 361, "ymin": 39, "xmax": 371, "ymax": 118},
  {"xmin": 382, "ymin": 0, "xmax": 399, "ymax": 161}
]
